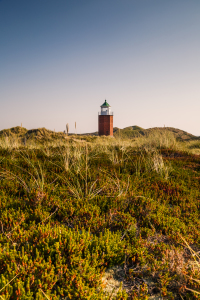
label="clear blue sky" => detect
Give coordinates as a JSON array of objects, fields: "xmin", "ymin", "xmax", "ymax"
[{"xmin": 1, "ymin": 0, "xmax": 200, "ymax": 135}]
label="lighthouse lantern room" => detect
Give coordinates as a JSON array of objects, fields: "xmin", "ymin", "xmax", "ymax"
[{"xmin": 98, "ymin": 100, "xmax": 113, "ymax": 136}]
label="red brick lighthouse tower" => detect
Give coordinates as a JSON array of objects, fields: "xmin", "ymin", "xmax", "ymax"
[{"xmin": 98, "ymin": 100, "xmax": 113, "ymax": 136}]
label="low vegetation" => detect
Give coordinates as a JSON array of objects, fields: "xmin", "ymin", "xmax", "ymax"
[{"xmin": 0, "ymin": 126, "xmax": 200, "ymax": 299}]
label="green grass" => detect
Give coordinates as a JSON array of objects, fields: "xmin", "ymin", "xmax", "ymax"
[{"xmin": 0, "ymin": 128, "xmax": 200, "ymax": 299}]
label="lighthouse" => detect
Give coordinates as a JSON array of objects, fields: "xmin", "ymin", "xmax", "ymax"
[{"xmin": 98, "ymin": 100, "xmax": 113, "ymax": 136}]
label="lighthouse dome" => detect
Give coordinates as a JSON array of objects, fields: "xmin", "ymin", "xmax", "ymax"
[{"xmin": 101, "ymin": 100, "xmax": 111, "ymax": 108}]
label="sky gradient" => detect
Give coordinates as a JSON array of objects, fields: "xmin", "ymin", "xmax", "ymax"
[{"xmin": 1, "ymin": 0, "xmax": 200, "ymax": 135}]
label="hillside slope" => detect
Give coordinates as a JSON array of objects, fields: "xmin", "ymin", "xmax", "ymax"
[
  {"xmin": 0, "ymin": 126, "xmax": 28, "ymax": 137},
  {"xmin": 0, "ymin": 125, "xmax": 198, "ymax": 141},
  {"xmin": 0, "ymin": 127, "xmax": 65, "ymax": 141},
  {"xmin": 113, "ymin": 126, "xmax": 198, "ymax": 141}
]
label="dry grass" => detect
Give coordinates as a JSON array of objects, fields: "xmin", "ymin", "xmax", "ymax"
[
  {"xmin": 0, "ymin": 127, "xmax": 198, "ymax": 155},
  {"xmin": 0, "ymin": 136, "xmax": 21, "ymax": 149},
  {"xmin": 179, "ymin": 235, "xmax": 200, "ymax": 296},
  {"xmin": 134, "ymin": 129, "xmax": 178, "ymax": 150},
  {"xmin": 102, "ymin": 266, "xmax": 124, "ymax": 298}
]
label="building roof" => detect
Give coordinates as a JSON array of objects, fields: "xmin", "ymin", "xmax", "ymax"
[{"xmin": 101, "ymin": 100, "xmax": 110, "ymax": 107}]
